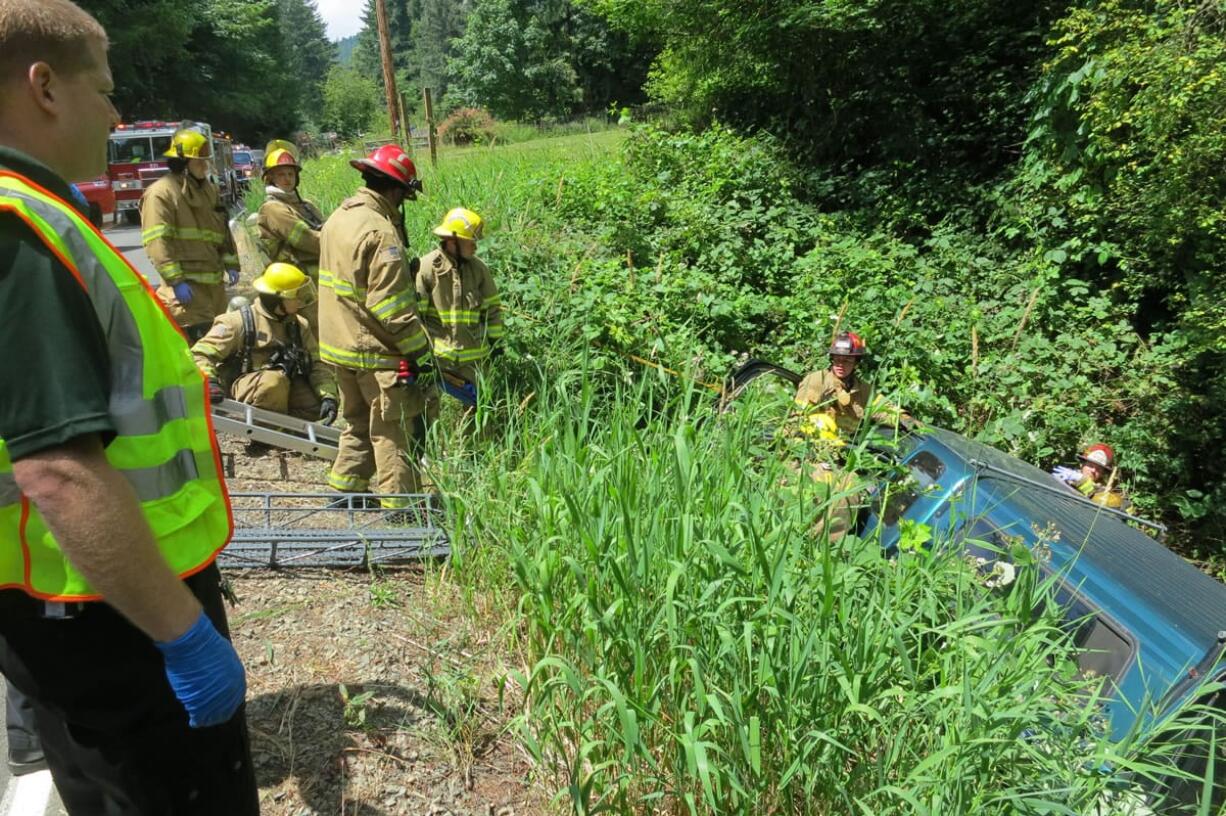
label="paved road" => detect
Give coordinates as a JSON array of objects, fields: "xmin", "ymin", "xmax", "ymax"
[
  {"xmin": 0, "ymin": 678, "xmax": 64, "ymax": 816},
  {"xmin": 104, "ymin": 220, "xmax": 158, "ymax": 284},
  {"xmin": 0, "ymin": 220, "xmax": 153, "ymax": 816}
]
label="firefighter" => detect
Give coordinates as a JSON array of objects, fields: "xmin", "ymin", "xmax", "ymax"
[
  {"xmin": 792, "ymin": 331, "xmax": 911, "ymax": 439},
  {"xmin": 191, "ymin": 262, "xmax": 337, "ymax": 426},
  {"xmin": 415, "ymin": 207, "xmax": 505, "ymax": 409},
  {"xmin": 0, "ymin": 2, "xmax": 256, "ymax": 809},
  {"xmin": 140, "ymin": 122, "xmax": 239, "ymax": 341},
  {"xmin": 256, "ymin": 140, "xmax": 324, "ymax": 329},
  {"xmin": 790, "ymin": 331, "xmax": 911, "ymax": 540},
  {"xmin": 1052, "ymin": 443, "xmax": 1133, "ymax": 512},
  {"xmin": 318, "ymin": 144, "xmax": 430, "ymax": 509}
]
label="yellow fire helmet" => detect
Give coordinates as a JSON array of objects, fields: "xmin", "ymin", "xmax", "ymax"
[
  {"xmin": 432, "ymin": 207, "xmax": 484, "ymax": 241},
  {"xmin": 253, "ymin": 262, "xmax": 316, "ymax": 304},
  {"xmin": 164, "ymin": 124, "xmax": 212, "ymax": 160},
  {"xmin": 263, "ymin": 148, "xmax": 301, "ymax": 175},
  {"xmin": 264, "ymin": 139, "xmax": 300, "ymax": 162}
]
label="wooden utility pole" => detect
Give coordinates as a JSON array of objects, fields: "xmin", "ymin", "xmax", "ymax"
[
  {"xmin": 375, "ymin": 0, "xmax": 401, "ymax": 142},
  {"xmin": 422, "ymin": 87, "xmax": 438, "ymax": 168},
  {"xmin": 398, "ymin": 91, "xmax": 411, "ymax": 147}
]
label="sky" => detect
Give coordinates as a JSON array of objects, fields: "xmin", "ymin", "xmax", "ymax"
[{"xmin": 317, "ymin": 0, "xmax": 364, "ymax": 41}]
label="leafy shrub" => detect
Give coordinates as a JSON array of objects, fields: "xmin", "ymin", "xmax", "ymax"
[{"xmin": 438, "ymin": 107, "xmax": 497, "ymax": 146}]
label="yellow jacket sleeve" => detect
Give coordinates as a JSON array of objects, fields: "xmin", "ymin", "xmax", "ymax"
[
  {"xmin": 191, "ymin": 315, "xmax": 244, "ymax": 381},
  {"xmin": 364, "ymin": 233, "xmax": 428, "ymax": 361}
]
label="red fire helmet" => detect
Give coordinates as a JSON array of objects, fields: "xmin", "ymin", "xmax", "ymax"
[{"xmin": 349, "ymin": 144, "xmax": 419, "ymax": 191}]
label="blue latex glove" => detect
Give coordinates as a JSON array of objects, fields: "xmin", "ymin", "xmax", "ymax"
[
  {"xmin": 225, "ymin": 268, "xmax": 240, "ymax": 287},
  {"xmin": 440, "ymin": 378, "xmax": 477, "ymax": 407},
  {"xmin": 155, "ymin": 610, "xmax": 247, "ymax": 728},
  {"xmin": 172, "ymin": 281, "xmax": 194, "ymax": 305}
]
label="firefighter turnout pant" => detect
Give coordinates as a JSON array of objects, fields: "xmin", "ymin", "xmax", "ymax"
[
  {"xmin": 328, "ymin": 367, "xmax": 427, "ymax": 506},
  {"xmin": 155, "ymin": 280, "xmax": 227, "ymax": 340},
  {"xmin": 231, "ymin": 369, "xmax": 322, "ymax": 421},
  {"xmin": 807, "ymin": 461, "xmax": 861, "ymax": 543}
]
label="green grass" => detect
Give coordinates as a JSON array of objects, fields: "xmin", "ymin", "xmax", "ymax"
[
  {"xmin": 429, "ymin": 370, "xmax": 1224, "ymax": 814},
  {"xmin": 246, "ymin": 130, "xmax": 1226, "ymax": 814},
  {"xmin": 247, "ymin": 129, "xmax": 625, "ymax": 247}
]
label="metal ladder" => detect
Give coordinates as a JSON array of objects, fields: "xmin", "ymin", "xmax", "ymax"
[
  {"xmin": 211, "ymin": 398, "xmax": 340, "ymax": 459},
  {"xmin": 221, "ymin": 491, "xmax": 449, "ymax": 567}
]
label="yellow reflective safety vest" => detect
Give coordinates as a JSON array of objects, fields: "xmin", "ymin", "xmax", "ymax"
[{"xmin": 0, "ymin": 171, "xmax": 232, "ymax": 602}]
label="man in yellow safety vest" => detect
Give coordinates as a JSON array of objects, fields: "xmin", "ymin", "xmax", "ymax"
[{"xmin": 0, "ymin": 2, "xmax": 257, "ymax": 811}]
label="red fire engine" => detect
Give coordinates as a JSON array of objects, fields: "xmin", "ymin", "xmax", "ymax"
[{"xmin": 108, "ymin": 121, "xmax": 242, "ymax": 225}]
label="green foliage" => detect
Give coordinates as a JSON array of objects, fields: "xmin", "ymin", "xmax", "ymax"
[
  {"xmin": 276, "ymin": 0, "xmax": 335, "ymax": 117},
  {"xmin": 353, "ymin": 0, "xmax": 468, "ymax": 104},
  {"xmin": 437, "ymin": 108, "xmax": 497, "ymax": 146},
  {"xmin": 447, "ymin": 0, "xmax": 650, "ymax": 120},
  {"xmin": 273, "ymin": 115, "xmax": 1226, "ymax": 809},
  {"xmin": 78, "ymin": 0, "xmax": 331, "ymax": 140},
  {"xmin": 414, "ymin": 0, "xmax": 468, "ymax": 102},
  {"xmin": 335, "ymin": 34, "xmax": 358, "ymax": 66},
  {"xmin": 320, "ymin": 66, "xmax": 382, "ymax": 138},
  {"xmin": 1011, "ymin": 0, "xmax": 1226, "ymax": 539},
  {"xmin": 584, "ymin": 0, "xmax": 1066, "ymax": 169},
  {"xmin": 430, "ymin": 370, "xmax": 1222, "ymax": 814}
]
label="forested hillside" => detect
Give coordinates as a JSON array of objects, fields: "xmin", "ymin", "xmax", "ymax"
[{"xmin": 566, "ymin": 0, "xmax": 1225, "ymax": 547}]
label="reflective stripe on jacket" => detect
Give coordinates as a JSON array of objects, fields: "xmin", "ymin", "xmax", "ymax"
[
  {"xmin": 140, "ymin": 172, "xmax": 237, "ymax": 284},
  {"xmin": 317, "ymin": 187, "xmax": 428, "ymax": 370},
  {"xmin": 192, "ymin": 299, "xmax": 336, "ymax": 399},
  {"xmin": 415, "ymin": 248, "xmax": 504, "ymax": 367},
  {"xmin": 793, "ymin": 368, "xmax": 907, "ymax": 438},
  {"xmin": 0, "ymin": 171, "xmax": 232, "ymax": 601},
  {"xmin": 257, "ymin": 189, "xmax": 322, "ymax": 276}
]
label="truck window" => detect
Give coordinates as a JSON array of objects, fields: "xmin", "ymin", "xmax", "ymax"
[
  {"xmin": 1060, "ymin": 591, "xmax": 1134, "ymax": 683},
  {"xmin": 233, "ymin": 151, "xmax": 252, "ymax": 165},
  {"xmin": 110, "ymin": 136, "xmax": 154, "ymax": 163},
  {"xmin": 959, "ymin": 517, "xmax": 1134, "ymax": 684},
  {"xmin": 109, "ymin": 135, "xmax": 172, "ymax": 164},
  {"xmin": 877, "ymin": 450, "xmax": 946, "ymax": 526}
]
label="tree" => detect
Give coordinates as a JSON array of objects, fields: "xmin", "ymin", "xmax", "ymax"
[
  {"xmin": 449, "ymin": 0, "xmax": 649, "ymax": 120},
  {"xmin": 584, "ymin": 0, "xmax": 1066, "ymax": 169},
  {"xmin": 352, "ymin": 0, "xmax": 415, "ymax": 87},
  {"xmin": 414, "ymin": 0, "xmax": 468, "ymax": 102},
  {"xmin": 277, "ymin": 0, "xmax": 336, "ymax": 119},
  {"xmin": 320, "ymin": 65, "xmax": 382, "ymax": 137},
  {"xmin": 77, "ymin": 0, "xmax": 300, "ymax": 141}
]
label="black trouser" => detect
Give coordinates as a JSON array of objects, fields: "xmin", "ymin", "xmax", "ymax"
[
  {"xmin": 0, "ymin": 563, "xmax": 259, "ymax": 815},
  {"xmin": 5, "ymin": 682, "xmax": 40, "ymax": 755}
]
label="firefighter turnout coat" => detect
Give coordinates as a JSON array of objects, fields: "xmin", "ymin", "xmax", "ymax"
[
  {"xmin": 793, "ymin": 368, "xmax": 907, "ymax": 438},
  {"xmin": 415, "ymin": 248, "xmax": 504, "ymax": 378},
  {"xmin": 191, "ymin": 299, "xmax": 335, "ymax": 401},
  {"xmin": 140, "ymin": 171, "xmax": 237, "ymax": 285},
  {"xmin": 257, "ymin": 187, "xmax": 323, "ymax": 275},
  {"xmin": 317, "ymin": 187, "xmax": 429, "ymax": 372}
]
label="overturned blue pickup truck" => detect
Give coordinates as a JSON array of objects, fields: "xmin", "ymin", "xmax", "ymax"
[{"xmin": 726, "ymin": 360, "xmax": 1226, "ymax": 807}]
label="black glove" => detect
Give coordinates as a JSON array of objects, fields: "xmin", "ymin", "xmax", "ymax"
[
  {"xmin": 207, "ymin": 379, "xmax": 225, "ymax": 405},
  {"xmin": 412, "ymin": 358, "xmax": 435, "ymax": 381},
  {"xmin": 408, "ymin": 257, "xmax": 421, "ymax": 276},
  {"xmin": 319, "ymin": 397, "xmax": 338, "ymax": 426},
  {"xmin": 489, "ymin": 341, "xmax": 504, "ymax": 358}
]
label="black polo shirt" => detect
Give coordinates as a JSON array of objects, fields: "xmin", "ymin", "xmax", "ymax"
[{"xmin": 0, "ymin": 146, "xmax": 114, "ymax": 460}]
